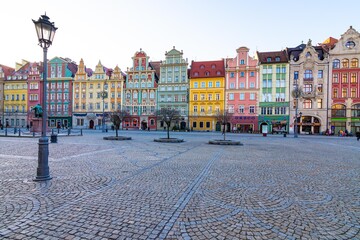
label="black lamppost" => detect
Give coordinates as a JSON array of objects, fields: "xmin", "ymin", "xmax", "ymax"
[{"xmin": 33, "ymin": 14, "xmax": 57, "ymax": 181}]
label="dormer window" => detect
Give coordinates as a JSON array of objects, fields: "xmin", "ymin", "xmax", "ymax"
[
  {"xmin": 216, "ymin": 71, "xmax": 221, "ymax": 75},
  {"xmin": 275, "ymin": 57, "xmax": 280, "ymax": 62},
  {"xmin": 211, "ymin": 64, "xmax": 216, "ymax": 69},
  {"xmin": 267, "ymin": 57, "xmax": 272, "ymax": 62},
  {"xmin": 306, "ymin": 52, "xmax": 311, "ymax": 58},
  {"xmin": 194, "ymin": 72, "xmax": 199, "ymax": 76},
  {"xmin": 205, "ymin": 71, "xmax": 210, "ymax": 76},
  {"xmin": 200, "ymin": 65, "xmax": 205, "ymax": 69}
]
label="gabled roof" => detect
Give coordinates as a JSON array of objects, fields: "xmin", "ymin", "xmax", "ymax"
[
  {"xmin": 190, "ymin": 60, "xmax": 225, "ymax": 78},
  {"xmin": 149, "ymin": 61, "xmax": 161, "ymax": 82},
  {"xmin": 0, "ymin": 64, "xmax": 15, "ymax": 78},
  {"xmin": 256, "ymin": 50, "xmax": 288, "ymax": 64}
]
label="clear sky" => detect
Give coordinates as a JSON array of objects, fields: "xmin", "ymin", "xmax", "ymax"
[{"xmin": 1, "ymin": 0, "xmax": 359, "ymax": 71}]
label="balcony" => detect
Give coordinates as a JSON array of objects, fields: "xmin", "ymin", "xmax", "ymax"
[
  {"xmin": 303, "ymin": 77, "xmax": 313, "ymax": 82},
  {"xmin": 302, "ymin": 91, "xmax": 316, "ymax": 98}
]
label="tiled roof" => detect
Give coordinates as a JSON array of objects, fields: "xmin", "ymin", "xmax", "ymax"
[
  {"xmin": 257, "ymin": 50, "xmax": 288, "ymax": 64},
  {"xmin": 149, "ymin": 61, "xmax": 161, "ymax": 81},
  {"xmin": 85, "ymin": 68, "xmax": 93, "ymax": 77},
  {"xmin": 189, "ymin": 60, "xmax": 225, "ymax": 78},
  {"xmin": 0, "ymin": 64, "xmax": 15, "ymax": 77},
  {"xmin": 287, "ymin": 43, "xmax": 327, "ymax": 61}
]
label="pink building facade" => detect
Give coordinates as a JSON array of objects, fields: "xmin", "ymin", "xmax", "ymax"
[{"xmin": 225, "ymin": 47, "xmax": 259, "ymax": 133}]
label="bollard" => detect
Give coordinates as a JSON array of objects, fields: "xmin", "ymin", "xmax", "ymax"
[
  {"xmin": 81, "ymin": 129, "xmax": 83, "ymax": 136},
  {"xmin": 50, "ymin": 134, "xmax": 57, "ymax": 143},
  {"xmin": 283, "ymin": 133, "xmax": 287, "ymax": 137},
  {"xmin": 68, "ymin": 128, "xmax": 70, "ymax": 135},
  {"xmin": 5, "ymin": 128, "xmax": 7, "ymax": 136}
]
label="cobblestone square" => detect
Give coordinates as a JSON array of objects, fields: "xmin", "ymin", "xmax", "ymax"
[{"xmin": 0, "ymin": 131, "xmax": 359, "ymax": 239}]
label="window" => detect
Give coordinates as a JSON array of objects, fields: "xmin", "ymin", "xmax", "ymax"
[
  {"xmin": 201, "ymin": 82, "xmax": 205, "ymax": 88},
  {"xmin": 215, "ymin": 94, "xmax": 220, "ymax": 100},
  {"xmin": 200, "ymin": 106, "xmax": 205, "ymax": 112},
  {"xmin": 267, "ymin": 57, "xmax": 272, "ymax": 62},
  {"xmin": 230, "ymin": 82, "xmax": 235, "ymax": 89},
  {"xmin": 205, "ymin": 71, "xmax": 210, "ymax": 76},
  {"xmin": 240, "ymin": 59, "xmax": 245, "ymax": 64},
  {"xmin": 240, "ymin": 72, "xmax": 245, "ymax": 77},
  {"xmin": 317, "ymin": 99, "xmax": 322, "ymax": 109},
  {"xmin": 230, "ymin": 72, "xmax": 235, "ymax": 78},
  {"xmin": 351, "ymin": 73, "xmax": 357, "ymax": 83},
  {"xmin": 351, "ymin": 58, "xmax": 358, "ymax": 68},
  {"xmin": 200, "ymin": 122, "xmax": 204, "ymax": 128},
  {"xmin": 208, "ymin": 94, "xmax": 212, "ymax": 101},
  {"xmin": 275, "ymin": 57, "xmax": 280, "ymax": 62},
  {"xmin": 304, "ymin": 84, "xmax": 312, "ymax": 93},
  {"xmin": 227, "ymin": 105, "xmax": 234, "ymax": 113},
  {"xmin": 194, "ymin": 82, "xmax": 198, "ymax": 88},
  {"xmin": 250, "ymin": 72, "xmax": 255, "ymax": 77},
  {"xmin": 267, "ymin": 107, "xmax": 273, "ymax": 115},
  {"xmin": 200, "ymin": 94, "xmax": 205, "ymax": 100},
  {"xmin": 262, "ymin": 93, "xmax": 272, "ymax": 102},
  {"xmin": 333, "ymin": 59, "xmax": 340, "ymax": 69},
  {"xmin": 304, "ymin": 70, "xmax": 313, "ymax": 80},
  {"xmin": 192, "ymin": 122, "xmax": 197, "ymax": 128},
  {"xmin": 229, "ymin": 93, "xmax": 234, "ymax": 100},
  {"xmin": 249, "ymin": 82, "xmax": 255, "ymax": 88},
  {"xmin": 193, "ymin": 106, "xmax": 197, "ymax": 112},
  {"xmin": 215, "ymin": 81, "xmax": 220, "ymax": 87},
  {"xmin": 342, "ymin": 73, "xmax": 348, "ymax": 83},
  {"xmin": 239, "ymin": 93, "xmax": 245, "ymax": 100},
  {"xmin": 333, "ymin": 88, "xmax": 338, "ymax": 98},
  {"xmin": 249, "ymin": 106, "xmax": 255, "ymax": 113},
  {"xmin": 351, "ymin": 88, "xmax": 357, "ymax": 98},
  {"xmin": 333, "ymin": 74, "xmax": 339, "ymax": 83},
  {"xmin": 346, "ymin": 41, "xmax": 356, "ymax": 49},
  {"xmin": 303, "ymin": 100, "xmax": 312, "ymax": 109},
  {"xmin": 208, "ymin": 82, "xmax": 213, "ymax": 88},
  {"xmin": 249, "ymin": 93, "xmax": 255, "ymax": 100},
  {"xmin": 318, "ymin": 70, "xmax": 323, "ymax": 78},
  {"xmin": 342, "ymin": 59, "xmax": 349, "ymax": 68},
  {"xmin": 342, "ymin": 88, "xmax": 347, "ymax": 98},
  {"xmin": 317, "ymin": 84, "xmax": 323, "ymax": 93},
  {"xmin": 239, "ymin": 105, "xmax": 244, "ymax": 113},
  {"xmin": 193, "ymin": 94, "xmax": 198, "ymax": 101},
  {"xmin": 240, "ymin": 82, "xmax": 245, "ymax": 88}
]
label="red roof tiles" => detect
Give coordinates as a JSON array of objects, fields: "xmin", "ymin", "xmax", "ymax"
[{"xmin": 190, "ymin": 60, "xmax": 225, "ymax": 78}]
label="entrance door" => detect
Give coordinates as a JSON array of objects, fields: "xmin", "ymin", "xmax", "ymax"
[
  {"xmin": 215, "ymin": 122, "xmax": 221, "ymax": 131},
  {"xmin": 180, "ymin": 121, "xmax": 186, "ymax": 130},
  {"xmin": 89, "ymin": 120, "xmax": 94, "ymax": 129},
  {"xmin": 141, "ymin": 121, "xmax": 147, "ymax": 130}
]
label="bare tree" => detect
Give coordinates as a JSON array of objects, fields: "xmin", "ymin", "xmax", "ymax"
[
  {"xmin": 110, "ymin": 109, "xmax": 130, "ymax": 137},
  {"xmin": 291, "ymin": 86, "xmax": 303, "ymax": 138},
  {"xmin": 214, "ymin": 110, "xmax": 234, "ymax": 140},
  {"xmin": 156, "ymin": 108, "xmax": 181, "ymax": 139}
]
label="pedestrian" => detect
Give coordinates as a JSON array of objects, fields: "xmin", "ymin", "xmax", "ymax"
[{"xmin": 26, "ymin": 124, "xmax": 29, "ymax": 131}]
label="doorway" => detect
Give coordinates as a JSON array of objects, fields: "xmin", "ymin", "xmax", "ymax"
[
  {"xmin": 89, "ymin": 120, "xmax": 94, "ymax": 129},
  {"xmin": 141, "ymin": 120, "xmax": 147, "ymax": 130}
]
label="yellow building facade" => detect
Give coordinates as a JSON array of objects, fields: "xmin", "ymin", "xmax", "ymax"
[
  {"xmin": 73, "ymin": 59, "xmax": 125, "ymax": 129},
  {"xmin": 189, "ymin": 60, "xmax": 225, "ymax": 131}
]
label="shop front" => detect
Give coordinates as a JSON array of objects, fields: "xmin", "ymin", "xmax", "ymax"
[
  {"xmin": 330, "ymin": 118, "xmax": 346, "ymax": 135},
  {"xmin": 258, "ymin": 116, "xmax": 289, "ymax": 134},
  {"xmin": 231, "ymin": 116, "xmax": 258, "ymax": 133}
]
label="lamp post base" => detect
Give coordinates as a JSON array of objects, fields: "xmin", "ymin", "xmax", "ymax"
[{"xmin": 34, "ymin": 136, "xmax": 52, "ymax": 181}]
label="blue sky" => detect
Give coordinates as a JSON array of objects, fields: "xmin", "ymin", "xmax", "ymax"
[{"xmin": 1, "ymin": 0, "xmax": 359, "ymax": 70}]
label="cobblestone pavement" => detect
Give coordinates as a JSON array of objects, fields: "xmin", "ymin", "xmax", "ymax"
[{"xmin": 0, "ymin": 131, "xmax": 359, "ymax": 240}]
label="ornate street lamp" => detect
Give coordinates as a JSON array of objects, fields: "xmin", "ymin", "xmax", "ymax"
[{"xmin": 33, "ymin": 14, "xmax": 57, "ymax": 181}]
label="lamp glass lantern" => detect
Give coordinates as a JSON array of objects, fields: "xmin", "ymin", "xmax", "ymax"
[{"xmin": 33, "ymin": 14, "xmax": 57, "ymax": 48}]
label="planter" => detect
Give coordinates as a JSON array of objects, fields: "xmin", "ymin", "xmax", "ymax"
[
  {"xmin": 208, "ymin": 139, "xmax": 243, "ymax": 145},
  {"xmin": 103, "ymin": 136, "xmax": 132, "ymax": 140},
  {"xmin": 154, "ymin": 138, "xmax": 184, "ymax": 143}
]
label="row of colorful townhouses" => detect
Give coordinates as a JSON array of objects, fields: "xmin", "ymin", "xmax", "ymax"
[{"xmin": 1, "ymin": 26, "xmax": 360, "ymax": 134}]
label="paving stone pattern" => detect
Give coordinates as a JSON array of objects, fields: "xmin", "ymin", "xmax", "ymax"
[{"xmin": 0, "ymin": 131, "xmax": 359, "ymax": 239}]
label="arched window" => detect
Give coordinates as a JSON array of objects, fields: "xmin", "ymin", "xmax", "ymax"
[
  {"xmin": 342, "ymin": 59, "xmax": 349, "ymax": 68},
  {"xmin": 333, "ymin": 59, "xmax": 340, "ymax": 69},
  {"xmin": 351, "ymin": 58, "xmax": 358, "ymax": 68},
  {"xmin": 331, "ymin": 104, "xmax": 346, "ymax": 117},
  {"xmin": 351, "ymin": 104, "xmax": 360, "ymax": 117},
  {"xmin": 142, "ymin": 91, "xmax": 147, "ymax": 99},
  {"xmin": 205, "ymin": 71, "xmax": 210, "ymax": 76},
  {"xmin": 303, "ymin": 100, "xmax": 312, "ymax": 109},
  {"xmin": 133, "ymin": 91, "xmax": 138, "ymax": 98}
]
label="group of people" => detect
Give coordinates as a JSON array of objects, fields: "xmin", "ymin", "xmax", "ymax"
[{"xmin": 338, "ymin": 129, "xmax": 351, "ymax": 137}]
